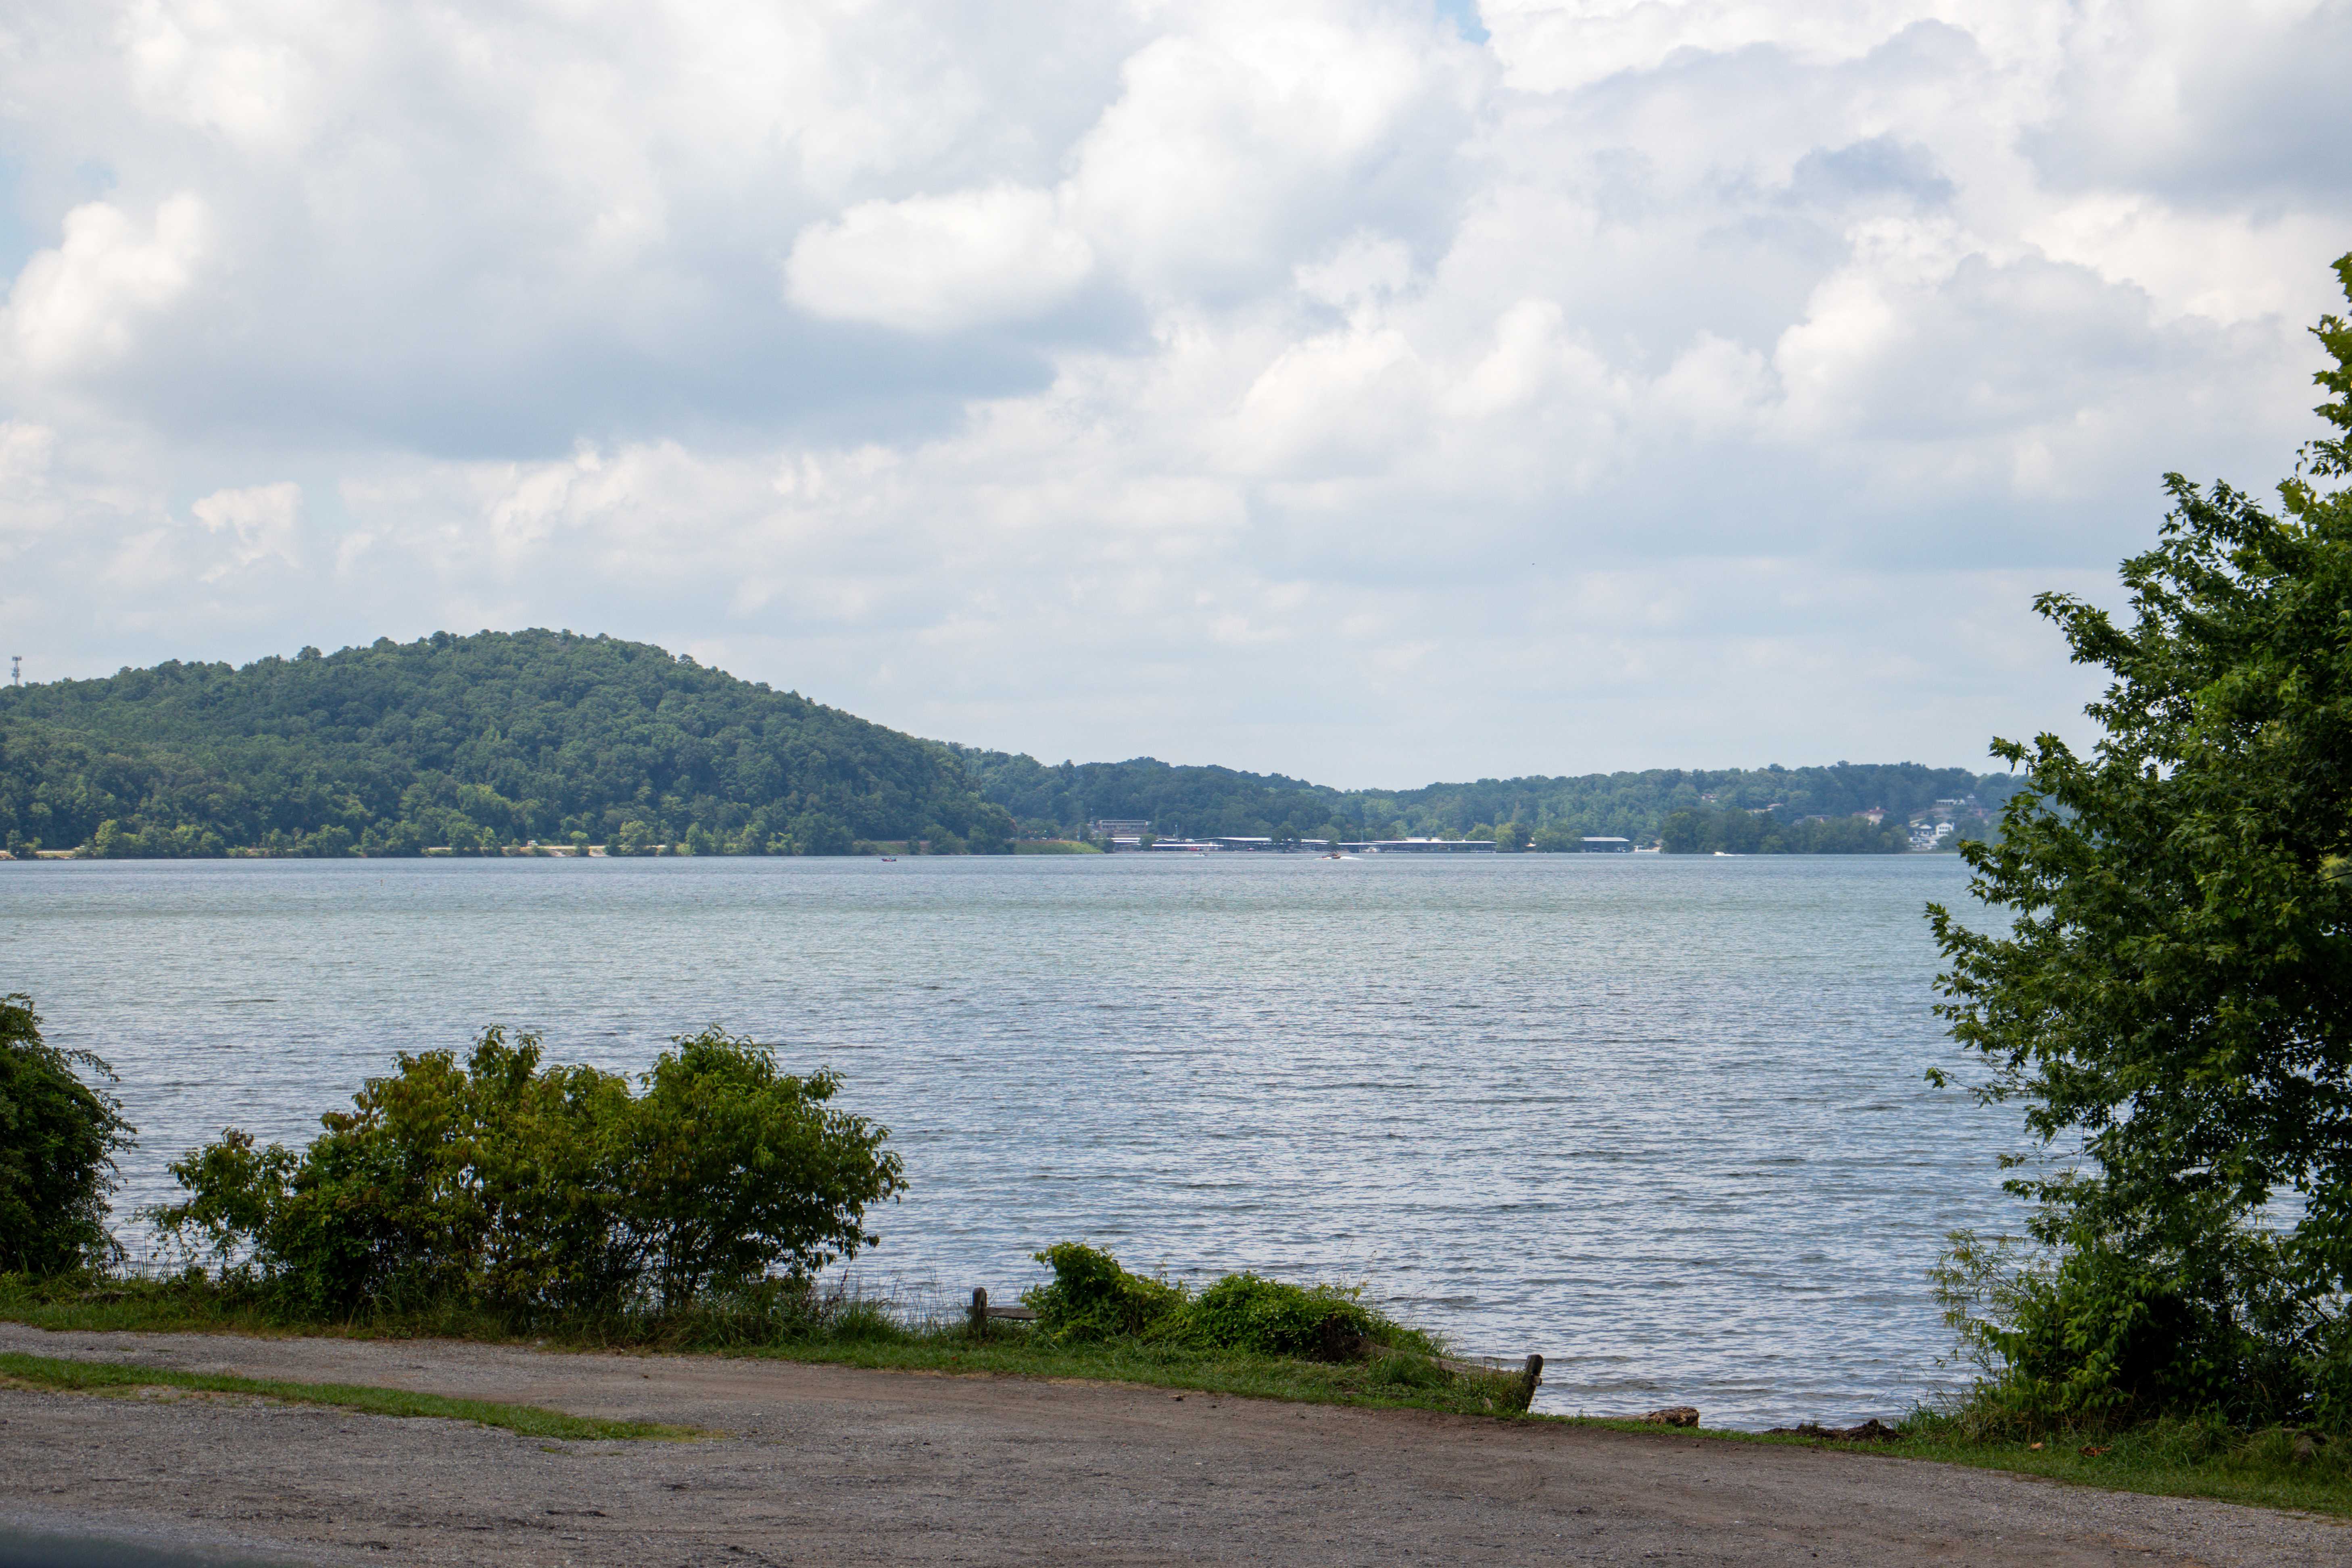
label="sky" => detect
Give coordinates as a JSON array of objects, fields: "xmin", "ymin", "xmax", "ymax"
[{"xmin": 2, "ymin": 0, "xmax": 2347, "ymax": 787}]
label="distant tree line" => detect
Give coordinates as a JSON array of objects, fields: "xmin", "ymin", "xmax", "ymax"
[
  {"xmin": 1657, "ymin": 807, "xmax": 1915, "ymax": 855},
  {"xmin": 960, "ymin": 750, "xmax": 2016, "ymax": 853}
]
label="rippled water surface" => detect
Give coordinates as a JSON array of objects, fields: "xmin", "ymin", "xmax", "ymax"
[{"xmin": 1, "ymin": 854, "xmax": 2018, "ymax": 1426}]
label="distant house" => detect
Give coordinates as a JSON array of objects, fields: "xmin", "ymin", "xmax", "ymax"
[
  {"xmin": 1859, "ymin": 807, "xmax": 1887, "ymax": 825},
  {"xmin": 1580, "ymin": 836, "xmax": 1634, "ymax": 852}
]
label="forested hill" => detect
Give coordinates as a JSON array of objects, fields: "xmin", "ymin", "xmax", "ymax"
[
  {"xmin": 0, "ymin": 630, "xmax": 2016, "ymax": 857},
  {"xmin": 0, "ymin": 631, "xmax": 1015, "ymax": 856},
  {"xmin": 958, "ymin": 750, "xmax": 2020, "ymax": 851}
]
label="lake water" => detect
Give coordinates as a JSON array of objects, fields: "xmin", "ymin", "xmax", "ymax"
[{"xmin": 0, "ymin": 853, "xmax": 2018, "ymax": 1427}]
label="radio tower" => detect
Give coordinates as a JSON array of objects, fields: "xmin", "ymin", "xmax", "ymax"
[{"xmin": 8, "ymin": 657, "xmax": 17, "ymax": 687}]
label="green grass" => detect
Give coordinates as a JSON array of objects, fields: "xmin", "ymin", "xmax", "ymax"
[
  {"xmin": 0, "ymin": 1272, "xmax": 1531, "ymax": 1418},
  {"xmin": 0, "ymin": 1350, "xmax": 689, "ymax": 1441},
  {"xmin": 8, "ymin": 1275, "xmax": 2346, "ymax": 1515},
  {"xmin": 1534, "ymin": 1411, "xmax": 2352, "ymax": 1519},
  {"xmin": 726, "ymin": 1333, "xmax": 1536, "ymax": 1416},
  {"xmin": 1875, "ymin": 1413, "xmax": 2352, "ymax": 1519},
  {"xmin": 1011, "ymin": 840, "xmax": 1103, "ymax": 854}
]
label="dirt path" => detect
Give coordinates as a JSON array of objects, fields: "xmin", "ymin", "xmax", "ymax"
[{"xmin": 1, "ymin": 1325, "xmax": 2345, "ymax": 1566}]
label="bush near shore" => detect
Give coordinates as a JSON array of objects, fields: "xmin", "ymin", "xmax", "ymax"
[
  {"xmin": 154, "ymin": 1026, "xmax": 903, "ymax": 1319},
  {"xmin": 0, "ymin": 994, "xmax": 133, "ymax": 1276}
]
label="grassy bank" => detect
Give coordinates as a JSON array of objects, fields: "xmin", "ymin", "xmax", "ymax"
[
  {"xmin": 1887, "ymin": 1414, "xmax": 2352, "ymax": 1518},
  {"xmin": 1545, "ymin": 1410, "xmax": 2352, "ymax": 1518},
  {"xmin": 0, "ymin": 1271, "xmax": 1537, "ymax": 1420},
  {"xmin": 7, "ymin": 1275, "xmax": 2346, "ymax": 1516},
  {"xmin": 0, "ymin": 1349, "xmax": 687, "ymax": 1441}
]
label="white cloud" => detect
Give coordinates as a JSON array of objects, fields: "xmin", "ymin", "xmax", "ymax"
[
  {"xmin": 4, "ymin": 195, "xmax": 208, "ymax": 374},
  {"xmin": 192, "ymin": 480, "xmax": 301, "ymax": 578},
  {"xmin": 1, "ymin": 0, "xmax": 2347, "ymax": 779},
  {"xmin": 121, "ymin": 0, "xmax": 321, "ymax": 151},
  {"xmin": 787, "ymin": 186, "xmax": 1094, "ymax": 333}
]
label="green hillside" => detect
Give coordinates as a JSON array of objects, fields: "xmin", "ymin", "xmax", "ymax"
[
  {"xmin": 0, "ymin": 631, "xmax": 1014, "ymax": 857},
  {"xmin": 959, "ymin": 751, "xmax": 2017, "ymax": 851},
  {"xmin": 0, "ymin": 630, "xmax": 2016, "ymax": 857}
]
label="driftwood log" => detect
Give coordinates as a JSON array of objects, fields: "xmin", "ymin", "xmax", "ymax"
[{"xmin": 968, "ymin": 1287, "xmax": 1038, "ymax": 1332}]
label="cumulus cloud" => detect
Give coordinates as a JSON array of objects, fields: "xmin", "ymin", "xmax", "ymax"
[
  {"xmin": 0, "ymin": 0, "xmax": 2347, "ymax": 777},
  {"xmin": 787, "ymin": 186, "xmax": 1094, "ymax": 332},
  {"xmin": 192, "ymin": 480, "xmax": 302, "ymax": 579},
  {"xmin": 5, "ymin": 195, "xmax": 208, "ymax": 374}
]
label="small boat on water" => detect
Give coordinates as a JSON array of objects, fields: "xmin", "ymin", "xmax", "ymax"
[{"xmin": 880, "ymin": 855, "xmax": 897, "ymax": 862}]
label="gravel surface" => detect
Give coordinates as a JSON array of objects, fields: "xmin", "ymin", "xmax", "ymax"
[{"xmin": 2, "ymin": 1325, "xmax": 2346, "ymax": 1566}]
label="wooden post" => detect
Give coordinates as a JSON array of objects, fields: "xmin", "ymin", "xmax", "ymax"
[
  {"xmin": 1514, "ymin": 1354, "xmax": 1544, "ymax": 1414},
  {"xmin": 970, "ymin": 1287, "xmax": 988, "ymax": 1337}
]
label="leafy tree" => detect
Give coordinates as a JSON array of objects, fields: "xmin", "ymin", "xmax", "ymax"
[
  {"xmin": 623, "ymin": 1029, "xmax": 905, "ymax": 1309},
  {"xmin": 1930, "ymin": 255, "xmax": 2352, "ymax": 1430},
  {"xmin": 0, "ymin": 994, "xmax": 134, "ymax": 1274},
  {"xmin": 155, "ymin": 1026, "xmax": 903, "ymax": 1318}
]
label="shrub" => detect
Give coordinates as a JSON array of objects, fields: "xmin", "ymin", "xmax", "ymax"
[
  {"xmin": 1183, "ymin": 1272, "xmax": 1381, "ymax": 1360},
  {"xmin": 1935, "ymin": 1210, "xmax": 2329, "ymax": 1435},
  {"xmin": 152, "ymin": 1026, "xmax": 903, "ymax": 1319},
  {"xmin": 1023, "ymin": 1242, "xmax": 1184, "ymax": 1341},
  {"xmin": 0, "ymin": 994, "xmax": 134, "ymax": 1275},
  {"xmin": 1021, "ymin": 1243, "xmax": 1431, "ymax": 1363}
]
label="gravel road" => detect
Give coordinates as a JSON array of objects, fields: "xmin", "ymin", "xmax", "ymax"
[{"xmin": 1, "ymin": 1325, "xmax": 2345, "ymax": 1566}]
